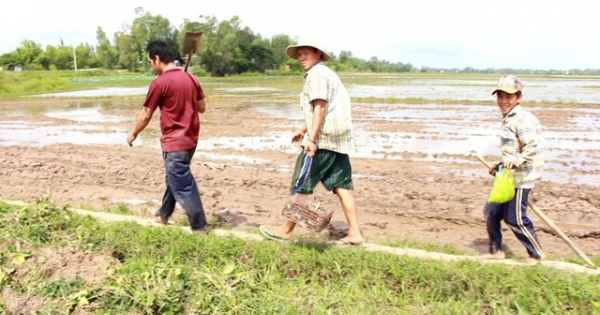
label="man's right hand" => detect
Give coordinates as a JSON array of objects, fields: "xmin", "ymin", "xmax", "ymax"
[{"xmin": 127, "ymin": 133, "xmax": 137, "ymax": 147}]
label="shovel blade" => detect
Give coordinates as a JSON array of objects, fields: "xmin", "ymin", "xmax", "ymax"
[{"xmin": 183, "ymin": 31, "xmax": 203, "ymax": 54}]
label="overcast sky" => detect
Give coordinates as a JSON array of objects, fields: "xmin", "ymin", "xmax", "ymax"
[{"xmin": 1, "ymin": 0, "xmax": 598, "ymax": 70}]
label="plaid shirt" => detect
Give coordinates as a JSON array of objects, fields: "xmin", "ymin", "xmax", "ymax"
[
  {"xmin": 301, "ymin": 62, "xmax": 355, "ymax": 154},
  {"xmin": 501, "ymin": 105, "xmax": 544, "ymax": 188}
]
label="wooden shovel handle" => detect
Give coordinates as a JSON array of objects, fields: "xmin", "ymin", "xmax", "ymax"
[
  {"xmin": 475, "ymin": 154, "xmax": 597, "ymax": 269},
  {"xmin": 184, "ymin": 53, "xmax": 192, "ymax": 72}
]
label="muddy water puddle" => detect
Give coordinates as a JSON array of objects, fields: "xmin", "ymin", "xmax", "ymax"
[
  {"xmin": 45, "ymin": 106, "xmax": 132, "ymax": 123},
  {"xmin": 36, "ymin": 86, "xmax": 287, "ymax": 98},
  {"xmin": 1, "ymin": 102, "xmax": 597, "ymax": 185},
  {"xmin": 5, "ymin": 75, "xmax": 600, "ymax": 186},
  {"xmin": 347, "ymin": 77, "xmax": 600, "ymax": 103},
  {"xmin": 37, "ymin": 87, "xmax": 148, "ymax": 97},
  {"xmin": 0, "ymin": 120, "xmax": 126, "ymax": 146},
  {"xmin": 0, "ymin": 105, "xmax": 134, "ymax": 146},
  {"xmin": 36, "ymin": 77, "xmax": 600, "ymax": 103},
  {"xmin": 253, "ymin": 103, "xmax": 599, "ymax": 185}
]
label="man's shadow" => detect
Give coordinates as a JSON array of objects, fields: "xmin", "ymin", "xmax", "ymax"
[
  {"xmin": 212, "ymin": 208, "xmax": 248, "ymax": 227},
  {"xmin": 471, "ymin": 238, "xmax": 516, "ymax": 258}
]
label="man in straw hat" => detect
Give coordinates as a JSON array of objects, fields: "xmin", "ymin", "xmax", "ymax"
[
  {"xmin": 259, "ymin": 37, "xmax": 364, "ymax": 245},
  {"xmin": 482, "ymin": 75, "xmax": 545, "ymax": 265}
]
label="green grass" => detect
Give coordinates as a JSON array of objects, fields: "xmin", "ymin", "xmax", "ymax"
[
  {"xmin": 0, "ymin": 71, "xmax": 73, "ymax": 97},
  {"xmin": 1, "ymin": 200, "xmax": 599, "ymax": 314}
]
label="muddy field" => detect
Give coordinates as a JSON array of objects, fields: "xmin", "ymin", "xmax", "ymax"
[{"xmin": 0, "ymin": 77, "xmax": 599, "ymax": 261}]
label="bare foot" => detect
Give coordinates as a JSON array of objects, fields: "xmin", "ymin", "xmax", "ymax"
[
  {"xmin": 342, "ymin": 231, "xmax": 364, "ymax": 244},
  {"xmin": 480, "ymin": 251, "xmax": 506, "ymax": 260},
  {"xmin": 345, "ymin": 235, "xmax": 364, "ymax": 244},
  {"xmin": 524, "ymin": 254, "xmax": 545, "ymax": 266}
]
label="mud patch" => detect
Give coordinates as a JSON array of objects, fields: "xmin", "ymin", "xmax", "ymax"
[
  {"xmin": 1, "ymin": 288, "xmax": 52, "ymax": 315},
  {"xmin": 12, "ymin": 246, "xmax": 118, "ymax": 285}
]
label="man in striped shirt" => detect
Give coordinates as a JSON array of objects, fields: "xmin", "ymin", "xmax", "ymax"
[
  {"xmin": 482, "ymin": 75, "xmax": 545, "ymax": 265},
  {"xmin": 259, "ymin": 37, "xmax": 363, "ymax": 245}
]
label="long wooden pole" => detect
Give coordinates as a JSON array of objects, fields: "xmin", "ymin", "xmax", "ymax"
[{"xmin": 475, "ymin": 154, "xmax": 597, "ymax": 269}]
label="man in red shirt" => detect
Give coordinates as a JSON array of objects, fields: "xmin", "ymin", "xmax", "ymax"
[{"xmin": 127, "ymin": 40, "xmax": 208, "ymax": 233}]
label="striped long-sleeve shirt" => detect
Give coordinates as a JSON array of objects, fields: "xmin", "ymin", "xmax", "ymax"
[
  {"xmin": 500, "ymin": 105, "xmax": 544, "ymax": 188},
  {"xmin": 300, "ymin": 62, "xmax": 355, "ymax": 155}
]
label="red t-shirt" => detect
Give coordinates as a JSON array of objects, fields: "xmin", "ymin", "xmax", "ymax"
[{"xmin": 143, "ymin": 68, "xmax": 205, "ymax": 152}]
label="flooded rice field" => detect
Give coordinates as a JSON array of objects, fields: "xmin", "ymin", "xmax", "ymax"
[
  {"xmin": 1, "ymin": 75, "xmax": 599, "ymax": 259},
  {"xmin": 3, "ymin": 100, "xmax": 598, "ymax": 185},
  {"xmin": 35, "ymin": 75, "xmax": 600, "ymax": 103}
]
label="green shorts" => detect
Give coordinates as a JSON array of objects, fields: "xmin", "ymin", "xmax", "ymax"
[{"xmin": 289, "ymin": 149, "xmax": 354, "ymax": 195}]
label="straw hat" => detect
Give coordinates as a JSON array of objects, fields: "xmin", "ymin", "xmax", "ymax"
[{"xmin": 286, "ymin": 37, "xmax": 331, "ymax": 61}]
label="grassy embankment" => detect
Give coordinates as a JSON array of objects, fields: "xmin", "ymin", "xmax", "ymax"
[{"xmin": 1, "ymin": 200, "xmax": 599, "ymax": 314}]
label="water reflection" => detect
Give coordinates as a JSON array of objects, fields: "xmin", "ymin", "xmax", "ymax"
[
  {"xmin": 0, "ymin": 101, "xmax": 597, "ymax": 185},
  {"xmin": 37, "ymin": 87, "xmax": 148, "ymax": 97},
  {"xmin": 347, "ymin": 78, "xmax": 600, "ymax": 103},
  {"xmin": 5, "ymin": 77, "xmax": 600, "ymax": 186},
  {"xmin": 45, "ymin": 106, "xmax": 131, "ymax": 123},
  {"xmin": 37, "ymin": 86, "xmax": 283, "ymax": 98},
  {"xmin": 0, "ymin": 121, "xmax": 127, "ymax": 146},
  {"xmin": 253, "ymin": 103, "xmax": 600, "ymax": 185},
  {"xmin": 34, "ymin": 77, "xmax": 600, "ymax": 104}
]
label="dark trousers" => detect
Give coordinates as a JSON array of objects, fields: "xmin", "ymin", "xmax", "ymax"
[
  {"xmin": 484, "ymin": 188, "xmax": 544, "ymax": 259},
  {"xmin": 157, "ymin": 149, "xmax": 207, "ymax": 231}
]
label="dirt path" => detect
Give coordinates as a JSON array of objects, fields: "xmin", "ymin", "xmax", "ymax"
[
  {"xmin": 4, "ymin": 199, "xmax": 598, "ymax": 275},
  {"xmin": 0, "ymin": 96, "xmax": 599, "ymax": 266}
]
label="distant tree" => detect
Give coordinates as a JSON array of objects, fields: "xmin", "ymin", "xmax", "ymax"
[
  {"xmin": 74, "ymin": 44, "xmax": 95, "ymax": 69},
  {"xmin": 110, "ymin": 7, "xmax": 179, "ymax": 72},
  {"xmin": 402, "ymin": 63, "xmax": 415, "ymax": 72},
  {"xmin": 0, "ymin": 52, "xmax": 19, "ymax": 67},
  {"xmin": 0, "ymin": 11, "xmax": 516, "ymax": 75},
  {"xmin": 116, "ymin": 32, "xmax": 137, "ymax": 71},
  {"xmin": 14, "ymin": 40, "xmax": 44, "ymax": 69},
  {"xmin": 339, "ymin": 50, "xmax": 353, "ymax": 63},
  {"xmin": 36, "ymin": 46, "xmax": 53, "ymax": 69},
  {"xmin": 237, "ymin": 41, "xmax": 275, "ymax": 73},
  {"xmin": 182, "ymin": 15, "xmax": 276, "ymax": 75},
  {"xmin": 53, "ymin": 45, "xmax": 74, "ymax": 70},
  {"xmin": 96, "ymin": 27, "xmax": 119, "ymax": 69},
  {"xmin": 328, "ymin": 50, "xmax": 367, "ymax": 72},
  {"xmin": 227, "ymin": 23, "xmax": 259, "ymax": 74},
  {"xmin": 130, "ymin": 7, "xmax": 178, "ymax": 71},
  {"xmin": 237, "ymin": 26, "xmax": 255, "ymax": 47},
  {"xmin": 270, "ymin": 34, "xmax": 294, "ymax": 68},
  {"xmin": 200, "ymin": 16, "xmax": 247, "ymax": 76}
]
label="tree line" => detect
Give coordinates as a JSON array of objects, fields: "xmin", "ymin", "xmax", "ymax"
[
  {"xmin": 2, "ymin": 8, "xmax": 598, "ymax": 76},
  {"xmin": 0, "ymin": 8, "xmax": 414, "ymax": 76}
]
